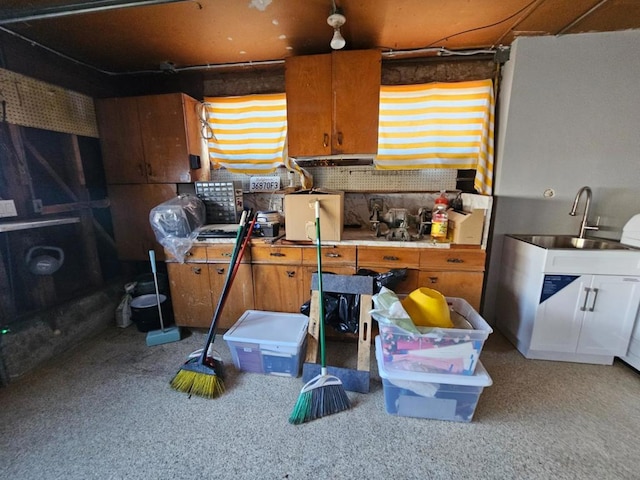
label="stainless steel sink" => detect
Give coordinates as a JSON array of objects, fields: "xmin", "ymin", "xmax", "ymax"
[{"xmin": 511, "ymin": 234, "xmax": 633, "ymax": 250}]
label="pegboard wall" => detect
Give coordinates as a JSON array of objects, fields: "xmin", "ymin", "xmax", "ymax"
[
  {"xmin": 0, "ymin": 68, "xmax": 98, "ymax": 138},
  {"xmin": 211, "ymin": 164, "xmax": 457, "ymax": 193}
]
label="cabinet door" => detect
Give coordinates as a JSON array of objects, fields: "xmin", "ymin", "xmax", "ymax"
[
  {"xmin": 167, "ymin": 261, "xmax": 214, "ymax": 328},
  {"xmin": 418, "ymin": 271, "xmax": 484, "ymax": 311},
  {"xmin": 530, "ymin": 275, "xmax": 585, "ymax": 353},
  {"xmin": 95, "ymin": 97, "xmax": 147, "ymax": 184},
  {"xmin": 209, "ymin": 263, "xmax": 254, "ymax": 329},
  {"xmin": 285, "ymin": 54, "xmax": 332, "ymax": 157},
  {"xmin": 332, "ymin": 50, "xmax": 381, "ymax": 155},
  {"xmin": 137, "ymin": 93, "xmax": 200, "ymax": 183},
  {"xmin": 578, "ymin": 276, "xmax": 640, "ymax": 356},
  {"xmin": 108, "ymin": 184, "xmax": 176, "ymax": 261},
  {"xmin": 252, "ymin": 265, "xmax": 304, "ymax": 313}
]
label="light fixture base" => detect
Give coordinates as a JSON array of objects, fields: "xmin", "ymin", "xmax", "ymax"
[{"xmin": 327, "ymin": 12, "xmax": 346, "ymax": 29}]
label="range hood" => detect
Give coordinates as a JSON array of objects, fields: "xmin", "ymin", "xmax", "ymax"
[{"xmin": 291, "ymin": 154, "xmax": 375, "ymax": 167}]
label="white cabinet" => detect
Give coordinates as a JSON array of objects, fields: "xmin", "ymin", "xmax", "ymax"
[
  {"xmin": 530, "ymin": 274, "xmax": 640, "ymax": 358},
  {"xmin": 496, "ymin": 235, "xmax": 640, "ymax": 365}
]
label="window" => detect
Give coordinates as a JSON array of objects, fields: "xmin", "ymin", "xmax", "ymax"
[
  {"xmin": 376, "ymin": 79, "xmax": 495, "ymax": 195},
  {"xmin": 204, "ymin": 93, "xmax": 287, "ymax": 174}
]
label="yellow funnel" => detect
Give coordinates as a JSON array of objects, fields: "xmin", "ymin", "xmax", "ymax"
[{"xmin": 401, "ymin": 288, "xmax": 453, "ymax": 328}]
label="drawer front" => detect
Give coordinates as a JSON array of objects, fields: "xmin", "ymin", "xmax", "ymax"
[
  {"xmin": 302, "ymin": 245, "xmax": 357, "ymax": 266},
  {"xmin": 419, "ymin": 249, "xmax": 485, "ymax": 271},
  {"xmin": 251, "ymin": 246, "xmax": 303, "ymax": 264},
  {"xmin": 357, "ymin": 246, "xmax": 420, "ymax": 269},
  {"xmin": 166, "ymin": 245, "xmax": 208, "ymax": 263},
  {"xmin": 418, "ymin": 271, "xmax": 484, "ymax": 310},
  {"xmin": 207, "ymin": 244, "xmax": 251, "ymax": 263}
]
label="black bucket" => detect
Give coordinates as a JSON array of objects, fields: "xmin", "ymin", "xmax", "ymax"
[
  {"xmin": 133, "ymin": 273, "xmax": 169, "ymax": 297},
  {"xmin": 130, "ymin": 294, "xmax": 174, "ymax": 333}
]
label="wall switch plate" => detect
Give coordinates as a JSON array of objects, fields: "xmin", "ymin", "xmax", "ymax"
[
  {"xmin": 369, "ymin": 197, "xmax": 383, "ymax": 212},
  {"xmin": 0, "ymin": 200, "xmax": 18, "ymax": 218}
]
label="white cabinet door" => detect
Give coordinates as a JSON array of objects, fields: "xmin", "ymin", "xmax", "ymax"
[
  {"xmin": 530, "ymin": 274, "xmax": 584, "ymax": 353},
  {"xmin": 578, "ymin": 276, "xmax": 640, "ymax": 356},
  {"xmin": 531, "ymin": 274, "xmax": 640, "ymax": 356}
]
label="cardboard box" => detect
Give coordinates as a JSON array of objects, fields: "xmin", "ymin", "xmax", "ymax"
[
  {"xmin": 284, "ymin": 190, "xmax": 344, "ymax": 241},
  {"xmin": 447, "ymin": 209, "xmax": 486, "ymax": 245}
]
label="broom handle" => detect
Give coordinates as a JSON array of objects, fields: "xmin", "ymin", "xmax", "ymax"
[
  {"xmin": 231, "ymin": 213, "xmax": 257, "ymax": 282},
  {"xmin": 197, "ymin": 210, "xmax": 250, "ymax": 365},
  {"xmin": 314, "ymin": 200, "xmax": 327, "ymax": 369},
  {"xmin": 149, "ymin": 249, "xmax": 165, "ymax": 332}
]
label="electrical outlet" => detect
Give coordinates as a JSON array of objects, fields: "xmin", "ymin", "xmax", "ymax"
[{"xmin": 369, "ymin": 197, "xmax": 383, "ymax": 212}]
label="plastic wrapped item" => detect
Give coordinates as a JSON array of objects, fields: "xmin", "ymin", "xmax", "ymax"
[{"xmin": 149, "ymin": 194, "xmax": 206, "ymax": 263}]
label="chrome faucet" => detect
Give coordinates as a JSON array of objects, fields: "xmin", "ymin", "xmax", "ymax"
[{"xmin": 569, "ymin": 186, "xmax": 600, "ymax": 239}]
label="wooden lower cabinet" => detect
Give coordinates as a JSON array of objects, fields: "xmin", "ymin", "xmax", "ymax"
[
  {"xmin": 166, "ymin": 246, "xmax": 212, "ymax": 328},
  {"xmin": 167, "ymin": 245, "xmax": 254, "ymax": 329},
  {"xmin": 252, "ymin": 264, "xmax": 305, "ymax": 312},
  {"xmin": 166, "ymin": 242, "xmax": 486, "ymax": 328},
  {"xmin": 418, "ymin": 270, "xmax": 484, "ymax": 311}
]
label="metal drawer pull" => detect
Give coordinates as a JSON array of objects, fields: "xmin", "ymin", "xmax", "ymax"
[
  {"xmin": 146, "ymin": 162, "xmax": 152, "ymax": 176},
  {"xmin": 383, "ymin": 255, "xmax": 399, "ymax": 261},
  {"xmin": 216, "ymin": 268, "xmax": 225, "ymax": 274},
  {"xmin": 185, "ymin": 251, "xmax": 193, "ymax": 257},
  {"xmin": 337, "ymin": 131, "xmax": 343, "ymax": 146},
  {"xmin": 580, "ymin": 287, "xmax": 591, "ymax": 311},
  {"xmin": 286, "ymin": 270, "xmax": 296, "ymax": 278},
  {"xmin": 447, "ymin": 258, "xmax": 464, "ymax": 263},
  {"xmin": 323, "ymin": 133, "xmax": 329, "ymax": 147},
  {"xmin": 222, "ymin": 252, "xmax": 232, "ymax": 257},
  {"xmin": 192, "ymin": 267, "xmax": 202, "ymax": 275},
  {"xmin": 588, "ymin": 287, "xmax": 599, "ymax": 312},
  {"xmin": 325, "ymin": 253, "xmax": 341, "ymax": 258},
  {"xmin": 270, "ymin": 252, "xmax": 285, "ymax": 257},
  {"xmin": 428, "ymin": 277, "xmax": 439, "ymax": 283}
]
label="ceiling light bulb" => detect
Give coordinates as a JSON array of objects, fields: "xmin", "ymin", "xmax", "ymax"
[{"xmin": 330, "ymin": 28, "xmax": 346, "ymax": 49}]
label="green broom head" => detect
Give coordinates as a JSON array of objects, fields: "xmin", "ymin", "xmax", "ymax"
[
  {"xmin": 170, "ymin": 356, "xmax": 225, "ymax": 399},
  {"xmin": 289, "ymin": 368, "xmax": 350, "ymax": 425}
]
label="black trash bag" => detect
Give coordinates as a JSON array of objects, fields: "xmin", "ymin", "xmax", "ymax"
[
  {"xmin": 356, "ymin": 267, "xmax": 408, "ymax": 293},
  {"xmin": 300, "ymin": 268, "xmax": 409, "ymax": 334}
]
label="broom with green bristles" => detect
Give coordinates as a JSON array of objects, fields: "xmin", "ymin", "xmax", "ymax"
[
  {"xmin": 170, "ymin": 210, "xmax": 252, "ymax": 399},
  {"xmin": 289, "ymin": 199, "xmax": 350, "ymax": 424}
]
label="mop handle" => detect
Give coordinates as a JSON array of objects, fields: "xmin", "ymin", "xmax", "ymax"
[
  {"xmin": 149, "ymin": 249, "xmax": 165, "ymax": 332},
  {"xmin": 314, "ymin": 200, "xmax": 326, "ymax": 368}
]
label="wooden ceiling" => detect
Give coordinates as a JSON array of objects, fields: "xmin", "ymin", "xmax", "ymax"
[{"xmin": 1, "ymin": 0, "xmax": 639, "ymax": 74}]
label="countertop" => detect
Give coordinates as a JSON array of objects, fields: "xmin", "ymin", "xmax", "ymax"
[{"xmin": 196, "ymin": 225, "xmax": 484, "ymax": 250}]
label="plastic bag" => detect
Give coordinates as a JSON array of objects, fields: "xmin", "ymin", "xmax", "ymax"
[
  {"xmin": 370, "ymin": 286, "xmax": 420, "ymax": 334},
  {"xmin": 149, "ymin": 194, "xmax": 205, "ymax": 263}
]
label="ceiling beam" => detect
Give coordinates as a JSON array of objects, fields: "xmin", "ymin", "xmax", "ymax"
[{"xmin": 0, "ymin": 0, "xmax": 189, "ymax": 25}]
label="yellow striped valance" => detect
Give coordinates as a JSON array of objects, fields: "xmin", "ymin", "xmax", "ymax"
[
  {"xmin": 375, "ymin": 79, "xmax": 495, "ymax": 195},
  {"xmin": 204, "ymin": 93, "xmax": 287, "ymax": 174}
]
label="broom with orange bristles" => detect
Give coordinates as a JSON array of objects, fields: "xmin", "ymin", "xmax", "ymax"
[{"xmin": 170, "ymin": 210, "xmax": 255, "ymax": 398}]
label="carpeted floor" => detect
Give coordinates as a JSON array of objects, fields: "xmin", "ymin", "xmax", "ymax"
[{"xmin": 1, "ymin": 323, "xmax": 639, "ymax": 480}]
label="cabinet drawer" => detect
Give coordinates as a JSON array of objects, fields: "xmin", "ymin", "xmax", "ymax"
[
  {"xmin": 418, "ymin": 271, "xmax": 483, "ymax": 310},
  {"xmin": 302, "ymin": 245, "xmax": 356, "ymax": 266},
  {"xmin": 357, "ymin": 246, "xmax": 420, "ymax": 269},
  {"xmin": 207, "ymin": 244, "xmax": 251, "ymax": 263},
  {"xmin": 166, "ymin": 245, "xmax": 208, "ymax": 263},
  {"xmin": 251, "ymin": 246, "xmax": 303, "ymax": 264},
  {"xmin": 419, "ymin": 249, "xmax": 485, "ymax": 271}
]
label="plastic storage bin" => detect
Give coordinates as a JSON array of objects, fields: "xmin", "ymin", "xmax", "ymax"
[
  {"xmin": 223, "ymin": 310, "xmax": 309, "ymax": 377},
  {"xmin": 378, "ymin": 297, "xmax": 493, "ymax": 375},
  {"xmin": 375, "ymin": 337, "xmax": 492, "ymax": 422}
]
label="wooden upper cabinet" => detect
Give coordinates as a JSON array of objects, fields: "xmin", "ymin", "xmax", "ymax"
[
  {"xmin": 95, "ymin": 93, "xmax": 206, "ymax": 184},
  {"xmin": 285, "ymin": 49, "xmax": 381, "ymax": 157}
]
